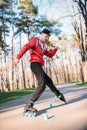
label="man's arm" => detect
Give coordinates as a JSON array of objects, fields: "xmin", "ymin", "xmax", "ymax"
[
  {"xmin": 44, "ymin": 47, "xmax": 59, "ymax": 58},
  {"xmin": 13, "ymin": 37, "xmax": 37, "ymax": 65}
]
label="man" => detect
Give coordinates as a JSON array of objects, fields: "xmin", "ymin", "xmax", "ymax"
[{"xmin": 13, "ymin": 29, "xmax": 67, "ymax": 112}]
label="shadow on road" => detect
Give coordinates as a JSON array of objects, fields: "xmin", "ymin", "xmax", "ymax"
[{"xmin": 37, "ymin": 103, "xmax": 66, "ymax": 117}]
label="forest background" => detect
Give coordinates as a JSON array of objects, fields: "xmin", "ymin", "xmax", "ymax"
[{"xmin": 0, "ymin": 0, "xmax": 87, "ymax": 92}]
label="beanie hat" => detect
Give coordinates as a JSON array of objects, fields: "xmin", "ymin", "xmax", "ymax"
[{"xmin": 42, "ymin": 29, "xmax": 51, "ymax": 36}]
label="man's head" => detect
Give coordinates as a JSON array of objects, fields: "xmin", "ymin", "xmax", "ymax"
[
  {"xmin": 42, "ymin": 29, "xmax": 51, "ymax": 36},
  {"xmin": 40, "ymin": 29, "xmax": 51, "ymax": 42}
]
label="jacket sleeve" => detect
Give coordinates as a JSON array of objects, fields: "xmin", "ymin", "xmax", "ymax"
[
  {"xmin": 16, "ymin": 37, "xmax": 36, "ymax": 60},
  {"xmin": 44, "ymin": 47, "xmax": 58, "ymax": 58}
]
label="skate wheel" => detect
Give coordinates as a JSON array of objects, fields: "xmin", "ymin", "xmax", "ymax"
[
  {"xmin": 21, "ymin": 112, "xmax": 37, "ymax": 117},
  {"xmin": 28, "ymin": 112, "xmax": 37, "ymax": 117},
  {"xmin": 22, "ymin": 112, "xmax": 25, "ymax": 116},
  {"xmin": 65, "ymin": 100, "xmax": 68, "ymax": 104},
  {"xmin": 32, "ymin": 112, "xmax": 37, "ymax": 117},
  {"xmin": 22, "ymin": 112, "xmax": 28, "ymax": 117}
]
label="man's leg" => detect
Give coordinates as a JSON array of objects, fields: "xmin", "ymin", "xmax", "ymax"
[
  {"xmin": 45, "ymin": 73, "xmax": 67, "ymax": 103},
  {"xmin": 25, "ymin": 62, "xmax": 46, "ymax": 110}
]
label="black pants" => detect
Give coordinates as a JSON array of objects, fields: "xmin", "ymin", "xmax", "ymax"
[{"xmin": 29, "ymin": 62, "xmax": 60, "ymax": 102}]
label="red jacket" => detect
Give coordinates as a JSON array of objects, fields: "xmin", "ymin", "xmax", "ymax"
[{"xmin": 16, "ymin": 37, "xmax": 58, "ymax": 65}]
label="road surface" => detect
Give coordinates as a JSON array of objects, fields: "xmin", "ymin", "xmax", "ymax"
[{"xmin": 0, "ymin": 83, "xmax": 87, "ymax": 130}]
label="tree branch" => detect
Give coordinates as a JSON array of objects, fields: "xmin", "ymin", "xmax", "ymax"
[{"xmin": 55, "ymin": 12, "xmax": 81, "ymax": 22}]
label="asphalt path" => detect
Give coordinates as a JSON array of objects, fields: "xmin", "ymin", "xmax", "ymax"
[{"xmin": 0, "ymin": 83, "xmax": 87, "ymax": 130}]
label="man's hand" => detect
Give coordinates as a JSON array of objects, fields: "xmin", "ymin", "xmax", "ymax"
[
  {"xmin": 55, "ymin": 43, "xmax": 64, "ymax": 51},
  {"xmin": 13, "ymin": 59, "xmax": 19, "ymax": 66}
]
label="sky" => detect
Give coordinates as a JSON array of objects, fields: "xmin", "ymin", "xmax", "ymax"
[{"xmin": 32, "ymin": 0, "xmax": 76, "ymax": 37}]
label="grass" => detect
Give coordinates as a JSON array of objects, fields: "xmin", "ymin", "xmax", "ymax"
[
  {"xmin": 75, "ymin": 81, "xmax": 87, "ymax": 87},
  {"xmin": 0, "ymin": 88, "xmax": 35, "ymax": 104},
  {"xmin": 0, "ymin": 82, "xmax": 87, "ymax": 104}
]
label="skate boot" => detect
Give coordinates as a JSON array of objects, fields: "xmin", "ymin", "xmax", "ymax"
[
  {"xmin": 22, "ymin": 101, "xmax": 37, "ymax": 117},
  {"xmin": 24, "ymin": 100, "xmax": 34, "ymax": 111},
  {"xmin": 58, "ymin": 93, "xmax": 68, "ymax": 104}
]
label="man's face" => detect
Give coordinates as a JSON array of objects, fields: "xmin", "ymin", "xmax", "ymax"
[{"xmin": 41, "ymin": 33, "xmax": 50, "ymax": 42}]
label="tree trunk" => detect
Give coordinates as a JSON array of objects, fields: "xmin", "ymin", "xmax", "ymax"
[{"xmin": 10, "ymin": 0, "xmax": 15, "ymax": 90}]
